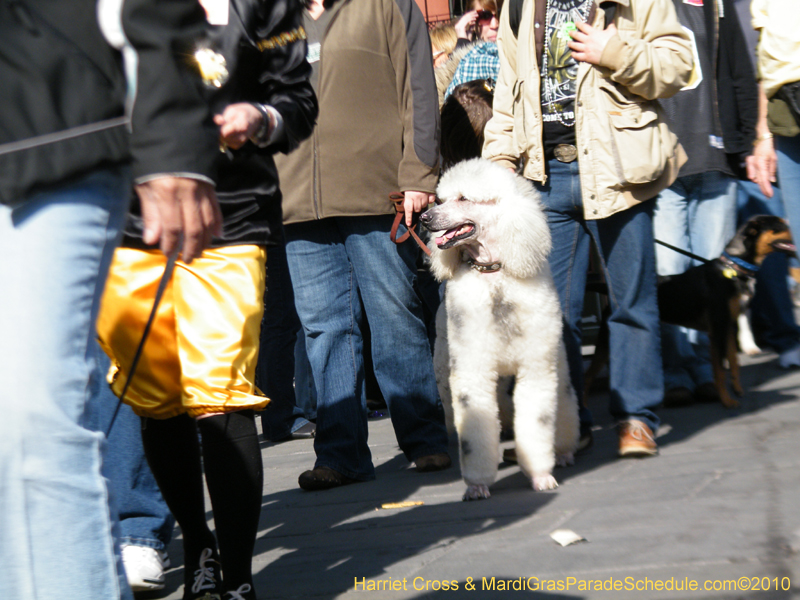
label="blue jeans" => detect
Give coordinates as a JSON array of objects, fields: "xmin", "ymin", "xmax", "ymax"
[
  {"xmin": 294, "ymin": 332, "xmax": 317, "ymax": 420},
  {"xmin": 285, "ymin": 215, "xmax": 448, "ymax": 480},
  {"xmin": 83, "ymin": 344, "xmax": 175, "ymax": 552},
  {"xmin": 737, "ymin": 179, "xmax": 800, "ymax": 353},
  {"xmin": 534, "ymin": 160, "xmax": 662, "ymax": 431},
  {"xmin": 653, "ymin": 172, "xmax": 737, "ymax": 391},
  {"xmin": 257, "ymin": 243, "xmax": 314, "ymax": 440},
  {"xmin": 0, "ymin": 169, "xmax": 133, "ymax": 600}
]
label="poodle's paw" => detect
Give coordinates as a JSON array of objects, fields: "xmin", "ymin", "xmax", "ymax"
[
  {"xmin": 741, "ymin": 343, "xmax": 761, "ymax": 356},
  {"xmin": 555, "ymin": 452, "xmax": 574, "ymax": 467},
  {"xmin": 462, "ymin": 484, "xmax": 491, "ymax": 501},
  {"xmin": 532, "ymin": 474, "xmax": 559, "ymax": 491}
]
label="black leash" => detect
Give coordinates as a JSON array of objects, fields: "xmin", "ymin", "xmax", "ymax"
[
  {"xmin": 654, "ymin": 239, "xmax": 711, "ymax": 264},
  {"xmin": 104, "ymin": 246, "xmax": 180, "ymax": 437}
]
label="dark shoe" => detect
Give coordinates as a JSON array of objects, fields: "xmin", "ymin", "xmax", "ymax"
[
  {"xmin": 693, "ymin": 382, "xmax": 721, "ymax": 403},
  {"xmin": 366, "ymin": 397, "xmax": 388, "ymax": 411},
  {"xmin": 663, "ymin": 386, "xmax": 694, "ymax": 407},
  {"xmin": 414, "ymin": 452, "xmax": 452, "ymax": 472},
  {"xmin": 618, "ymin": 420, "xmax": 658, "ymax": 458},
  {"xmin": 266, "ymin": 421, "xmax": 316, "ymax": 443},
  {"xmin": 184, "ymin": 547, "xmax": 222, "ymax": 600},
  {"xmin": 288, "ymin": 422, "xmax": 316, "ymax": 439},
  {"xmin": 298, "ymin": 466, "xmax": 356, "ymax": 491}
]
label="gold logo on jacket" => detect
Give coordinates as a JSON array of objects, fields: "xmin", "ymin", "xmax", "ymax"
[
  {"xmin": 194, "ymin": 47, "xmax": 229, "ymax": 88},
  {"xmin": 256, "ymin": 26, "xmax": 307, "ymax": 51}
]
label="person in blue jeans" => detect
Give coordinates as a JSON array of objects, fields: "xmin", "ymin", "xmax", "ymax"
[
  {"xmin": 275, "ymin": 0, "xmax": 451, "ymax": 490},
  {"xmin": 652, "ymin": 0, "xmax": 758, "ymax": 406},
  {"xmin": 747, "ymin": 0, "xmax": 800, "ymax": 367},
  {"xmin": 737, "ymin": 180, "xmax": 800, "ymax": 366},
  {"xmin": 0, "ymin": 2, "xmax": 219, "ymax": 598},
  {"xmin": 483, "ymin": 0, "xmax": 693, "ymax": 456},
  {"xmin": 257, "ymin": 241, "xmax": 316, "ymax": 442},
  {"xmin": 83, "ymin": 344, "xmax": 175, "ymax": 593}
]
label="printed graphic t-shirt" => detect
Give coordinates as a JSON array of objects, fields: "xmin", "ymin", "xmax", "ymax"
[{"xmin": 541, "ymin": 0, "xmax": 593, "ymax": 157}]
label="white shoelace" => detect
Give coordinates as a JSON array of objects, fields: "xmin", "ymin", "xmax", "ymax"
[
  {"xmin": 191, "ymin": 548, "xmax": 219, "ymax": 593},
  {"xmin": 625, "ymin": 421, "xmax": 654, "ymax": 442},
  {"xmin": 226, "ymin": 583, "xmax": 252, "ymax": 600}
]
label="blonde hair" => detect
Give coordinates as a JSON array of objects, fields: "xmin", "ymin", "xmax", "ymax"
[{"xmin": 430, "ymin": 23, "xmax": 457, "ymax": 56}]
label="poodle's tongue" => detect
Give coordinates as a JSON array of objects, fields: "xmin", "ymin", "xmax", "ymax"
[{"xmin": 436, "ymin": 226, "xmax": 466, "ymax": 246}]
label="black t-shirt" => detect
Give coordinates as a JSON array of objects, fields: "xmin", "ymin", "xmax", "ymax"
[
  {"xmin": 658, "ymin": 0, "xmax": 732, "ymax": 178},
  {"xmin": 541, "ymin": 0, "xmax": 593, "ymax": 157}
]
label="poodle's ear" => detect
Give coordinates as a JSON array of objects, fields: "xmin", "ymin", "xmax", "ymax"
[
  {"xmin": 427, "ymin": 239, "xmax": 461, "ymax": 281},
  {"xmin": 495, "ymin": 176, "xmax": 552, "ymax": 278}
]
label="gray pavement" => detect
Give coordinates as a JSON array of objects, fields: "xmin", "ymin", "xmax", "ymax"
[{"xmin": 149, "ymin": 350, "xmax": 800, "ymax": 600}]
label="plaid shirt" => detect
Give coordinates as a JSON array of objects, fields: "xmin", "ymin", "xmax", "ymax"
[{"xmin": 444, "ymin": 42, "xmax": 500, "ymax": 100}]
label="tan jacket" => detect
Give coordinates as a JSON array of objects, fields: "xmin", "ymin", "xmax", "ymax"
[
  {"xmin": 482, "ymin": 0, "xmax": 693, "ymax": 220},
  {"xmin": 278, "ymin": 0, "xmax": 440, "ymax": 225}
]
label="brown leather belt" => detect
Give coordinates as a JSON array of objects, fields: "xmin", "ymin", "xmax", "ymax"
[{"xmin": 554, "ymin": 144, "xmax": 578, "ymax": 163}]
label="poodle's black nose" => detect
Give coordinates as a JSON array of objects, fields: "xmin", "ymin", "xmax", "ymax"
[{"xmin": 419, "ymin": 210, "xmax": 432, "ymax": 225}]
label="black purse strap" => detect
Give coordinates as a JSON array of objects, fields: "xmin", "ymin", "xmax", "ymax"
[
  {"xmin": 776, "ymin": 81, "xmax": 800, "ymax": 126},
  {"xmin": 600, "ymin": 1, "xmax": 617, "ymax": 28}
]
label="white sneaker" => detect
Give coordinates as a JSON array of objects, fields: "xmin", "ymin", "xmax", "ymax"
[{"xmin": 121, "ymin": 544, "xmax": 168, "ymax": 592}]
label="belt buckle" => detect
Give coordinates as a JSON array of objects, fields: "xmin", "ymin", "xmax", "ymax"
[{"xmin": 554, "ymin": 144, "xmax": 578, "ymax": 163}]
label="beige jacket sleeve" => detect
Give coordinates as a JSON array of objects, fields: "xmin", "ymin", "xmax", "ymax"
[
  {"xmin": 597, "ymin": 0, "xmax": 693, "ymax": 101},
  {"xmin": 481, "ymin": 2, "xmax": 520, "ymax": 170}
]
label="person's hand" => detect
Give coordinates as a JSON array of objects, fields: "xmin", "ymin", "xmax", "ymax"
[
  {"xmin": 136, "ymin": 177, "xmax": 222, "ymax": 263},
  {"xmin": 568, "ymin": 21, "xmax": 617, "ymax": 65},
  {"xmin": 403, "ymin": 191, "xmax": 436, "ymax": 227},
  {"xmin": 454, "ymin": 10, "xmax": 479, "ymax": 39},
  {"xmin": 214, "ymin": 103, "xmax": 265, "ymax": 150},
  {"xmin": 747, "ymin": 137, "xmax": 778, "ymax": 198}
]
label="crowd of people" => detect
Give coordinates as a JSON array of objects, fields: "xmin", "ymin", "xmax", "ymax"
[{"xmin": 2, "ymin": 0, "xmax": 799, "ymax": 598}]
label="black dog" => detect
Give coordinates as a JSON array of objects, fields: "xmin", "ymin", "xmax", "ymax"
[{"xmin": 585, "ymin": 215, "xmax": 796, "ymax": 408}]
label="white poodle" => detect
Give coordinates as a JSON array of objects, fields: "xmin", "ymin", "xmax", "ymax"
[{"xmin": 420, "ymin": 158, "xmax": 579, "ymax": 501}]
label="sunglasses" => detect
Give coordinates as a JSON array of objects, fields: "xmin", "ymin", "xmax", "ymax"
[{"xmin": 476, "ymin": 9, "xmax": 495, "ymax": 21}]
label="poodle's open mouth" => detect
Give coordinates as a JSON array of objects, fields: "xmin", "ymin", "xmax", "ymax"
[{"xmin": 435, "ymin": 223, "xmax": 475, "ymax": 249}]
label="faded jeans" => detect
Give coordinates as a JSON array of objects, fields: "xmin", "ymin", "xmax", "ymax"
[
  {"xmin": 83, "ymin": 344, "xmax": 175, "ymax": 552},
  {"xmin": 285, "ymin": 215, "xmax": 448, "ymax": 480},
  {"xmin": 534, "ymin": 159, "xmax": 662, "ymax": 432},
  {"xmin": 653, "ymin": 172, "xmax": 737, "ymax": 391},
  {"xmin": 0, "ymin": 168, "xmax": 132, "ymax": 599}
]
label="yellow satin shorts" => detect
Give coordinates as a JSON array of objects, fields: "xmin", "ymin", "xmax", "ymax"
[{"xmin": 96, "ymin": 245, "xmax": 270, "ymax": 419}]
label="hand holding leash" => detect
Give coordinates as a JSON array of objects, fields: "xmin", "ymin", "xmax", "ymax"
[
  {"xmin": 389, "ymin": 191, "xmax": 434, "ymax": 256},
  {"xmin": 136, "ymin": 176, "xmax": 221, "ymax": 263},
  {"xmin": 402, "ymin": 190, "xmax": 436, "ymax": 226}
]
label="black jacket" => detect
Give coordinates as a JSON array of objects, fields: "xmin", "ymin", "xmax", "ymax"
[
  {"xmin": 715, "ymin": 0, "xmax": 758, "ymax": 160},
  {"xmin": 0, "ymin": 0, "xmax": 217, "ymax": 204},
  {"xmin": 124, "ymin": 0, "xmax": 318, "ymax": 247},
  {"xmin": 660, "ymin": 0, "xmax": 758, "ymax": 177}
]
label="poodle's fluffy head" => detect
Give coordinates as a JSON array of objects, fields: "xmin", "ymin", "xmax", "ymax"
[{"xmin": 421, "ymin": 158, "xmax": 551, "ymax": 280}]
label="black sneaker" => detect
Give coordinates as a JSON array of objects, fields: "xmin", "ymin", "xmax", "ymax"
[{"xmin": 184, "ymin": 547, "xmax": 223, "ymax": 600}]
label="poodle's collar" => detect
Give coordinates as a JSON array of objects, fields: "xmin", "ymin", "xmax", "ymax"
[{"xmin": 466, "ymin": 258, "xmax": 502, "ymax": 273}]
